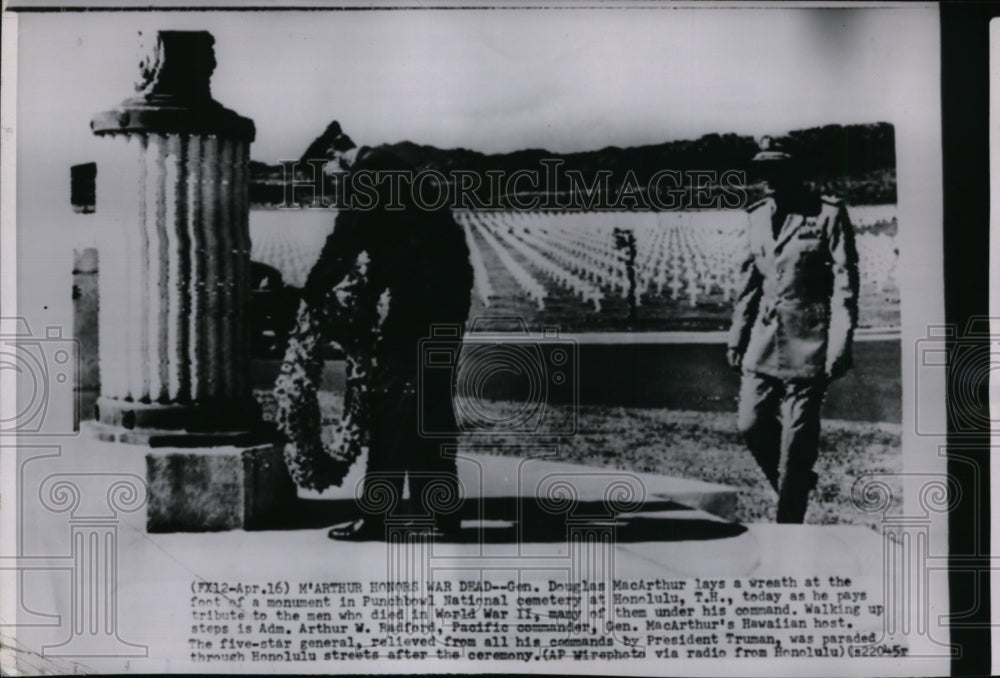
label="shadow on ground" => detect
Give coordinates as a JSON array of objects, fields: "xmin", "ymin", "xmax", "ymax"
[{"xmin": 257, "ymin": 497, "xmax": 748, "ymax": 543}]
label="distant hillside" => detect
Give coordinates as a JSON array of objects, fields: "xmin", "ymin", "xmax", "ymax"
[{"xmin": 250, "ymin": 122, "xmax": 896, "ymax": 206}]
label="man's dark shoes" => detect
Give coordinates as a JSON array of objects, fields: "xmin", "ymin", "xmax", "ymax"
[
  {"xmin": 399, "ymin": 516, "xmax": 462, "ymax": 541},
  {"xmin": 328, "ymin": 518, "xmax": 386, "ymax": 541},
  {"xmin": 435, "ymin": 516, "xmax": 462, "ymax": 539},
  {"xmin": 775, "ymin": 471, "xmax": 820, "ymax": 524}
]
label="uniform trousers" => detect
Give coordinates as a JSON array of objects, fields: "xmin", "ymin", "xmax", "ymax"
[
  {"xmin": 360, "ymin": 367, "xmax": 462, "ymax": 529},
  {"xmin": 737, "ymin": 370, "xmax": 827, "ymax": 523}
]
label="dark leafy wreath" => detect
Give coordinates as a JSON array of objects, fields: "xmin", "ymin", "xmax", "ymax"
[{"xmin": 272, "ymin": 252, "xmax": 385, "ymax": 490}]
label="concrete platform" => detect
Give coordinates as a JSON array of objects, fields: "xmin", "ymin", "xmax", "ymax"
[
  {"xmin": 299, "ymin": 447, "xmax": 739, "ymax": 524},
  {"xmin": 6, "ymin": 434, "xmax": 938, "ymax": 675}
]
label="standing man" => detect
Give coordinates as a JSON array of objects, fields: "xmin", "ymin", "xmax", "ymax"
[
  {"xmin": 300, "ymin": 130, "xmax": 473, "ymax": 540},
  {"xmin": 726, "ymin": 136, "xmax": 859, "ymax": 523}
]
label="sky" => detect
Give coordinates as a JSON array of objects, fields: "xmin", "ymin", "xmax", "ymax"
[{"xmin": 16, "ymin": 6, "xmax": 938, "ymax": 163}]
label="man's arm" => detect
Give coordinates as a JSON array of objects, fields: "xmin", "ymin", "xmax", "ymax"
[
  {"xmin": 825, "ymin": 203, "xmax": 860, "ymax": 380},
  {"xmin": 301, "ymin": 210, "xmax": 366, "ymax": 308},
  {"xmin": 726, "ymin": 221, "xmax": 763, "ymax": 369}
]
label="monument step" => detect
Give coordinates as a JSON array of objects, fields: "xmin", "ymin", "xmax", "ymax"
[{"xmin": 298, "ymin": 450, "xmax": 739, "ymax": 523}]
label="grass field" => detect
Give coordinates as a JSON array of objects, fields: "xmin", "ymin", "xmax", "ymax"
[{"xmin": 255, "ymin": 389, "xmax": 902, "ymax": 532}]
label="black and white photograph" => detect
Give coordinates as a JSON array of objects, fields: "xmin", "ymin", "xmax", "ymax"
[{"xmin": 0, "ymin": 1, "xmax": 985, "ymax": 676}]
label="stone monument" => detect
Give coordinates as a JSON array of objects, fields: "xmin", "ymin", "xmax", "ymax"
[{"xmin": 89, "ymin": 30, "xmax": 295, "ymax": 531}]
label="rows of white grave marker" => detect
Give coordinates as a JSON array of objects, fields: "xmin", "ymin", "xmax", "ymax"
[
  {"xmin": 465, "ymin": 214, "xmax": 547, "ymax": 309},
  {"xmin": 461, "ymin": 221, "xmax": 495, "ymax": 306},
  {"xmin": 459, "ymin": 207, "xmax": 898, "ymax": 310},
  {"xmin": 842, "ymin": 207, "xmax": 899, "ymax": 292},
  {"xmin": 486, "ymin": 215, "xmax": 605, "ymax": 311},
  {"xmin": 249, "ymin": 211, "xmax": 334, "ymax": 287},
  {"xmin": 470, "ymin": 211, "xmax": 749, "ymax": 307},
  {"xmin": 487, "ymin": 212, "xmax": 631, "ymax": 294},
  {"xmin": 857, "ymin": 231, "xmax": 898, "ymax": 291},
  {"xmin": 247, "ymin": 207, "xmax": 898, "ymax": 313}
]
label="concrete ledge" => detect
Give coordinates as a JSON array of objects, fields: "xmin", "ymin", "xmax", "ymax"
[
  {"xmin": 93, "ymin": 420, "xmax": 277, "ymax": 448},
  {"xmin": 300, "ymin": 451, "xmax": 740, "ymax": 523},
  {"xmin": 470, "ymin": 453, "xmax": 740, "ymax": 522},
  {"xmin": 145, "ymin": 443, "xmax": 296, "ymax": 532},
  {"xmin": 95, "ymin": 396, "xmax": 264, "ymax": 435}
]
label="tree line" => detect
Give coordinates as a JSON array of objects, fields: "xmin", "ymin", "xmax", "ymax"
[{"xmin": 249, "ymin": 122, "xmax": 896, "ymax": 207}]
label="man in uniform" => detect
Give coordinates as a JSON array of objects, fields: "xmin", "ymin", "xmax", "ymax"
[
  {"xmin": 302, "ymin": 131, "xmax": 473, "ymax": 540},
  {"xmin": 726, "ymin": 136, "xmax": 859, "ymax": 523}
]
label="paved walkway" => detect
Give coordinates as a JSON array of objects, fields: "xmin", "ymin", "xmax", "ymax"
[
  {"xmin": 6, "ymin": 433, "xmax": 934, "ymax": 675},
  {"xmin": 11, "ymin": 433, "xmax": 885, "ymax": 579}
]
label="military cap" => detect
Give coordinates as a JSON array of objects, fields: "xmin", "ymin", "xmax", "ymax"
[
  {"xmin": 330, "ymin": 131, "xmax": 356, "ymax": 153},
  {"xmin": 753, "ymin": 135, "xmax": 794, "ymax": 162}
]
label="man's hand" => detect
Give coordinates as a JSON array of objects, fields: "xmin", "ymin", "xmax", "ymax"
[
  {"xmin": 726, "ymin": 347, "xmax": 743, "ymax": 373},
  {"xmin": 826, "ymin": 353, "xmax": 851, "ymax": 382}
]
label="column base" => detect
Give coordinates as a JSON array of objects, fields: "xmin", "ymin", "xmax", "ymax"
[
  {"xmin": 145, "ymin": 441, "xmax": 297, "ymax": 532},
  {"xmin": 93, "ymin": 396, "xmax": 273, "ymax": 447},
  {"xmin": 95, "ymin": 394, "xmax": 262, "ymax": 429},
  {"xmin": 91, "ymin": 420, "xmax": 277, "ymax": 448}
]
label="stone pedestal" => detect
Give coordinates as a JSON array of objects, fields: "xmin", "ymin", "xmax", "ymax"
[
  {"xmin": 90, "ymin": 30, "xmax": 294, "ymax": 531},
  {"xmin": 145, "ymin": 442, "xmax": 296, "ymax": 532}
]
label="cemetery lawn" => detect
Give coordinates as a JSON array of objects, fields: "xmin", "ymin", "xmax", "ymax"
[{"xmin": 255, "ymin": 390, "xmax": 902, "ymax": 532}]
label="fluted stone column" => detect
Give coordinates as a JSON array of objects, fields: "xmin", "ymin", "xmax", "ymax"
[
  {"xmin": 89, "ymin": 31, "xmax": 294, "ymax": 530},
  {"xmin": 91, "ymin": 30, "xmax": 260, "ymax": 441}
]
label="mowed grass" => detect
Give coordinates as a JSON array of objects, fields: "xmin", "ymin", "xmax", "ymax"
[{"xmin": 255, "ymin": 390, "xmax": 902, "ymax": 532}]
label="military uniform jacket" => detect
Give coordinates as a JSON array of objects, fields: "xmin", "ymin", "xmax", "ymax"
[
  {"xmin": 302, "ymin": 149, "xmax": 474, "ymax": 383},
  {"xmin": 727, "ymin": 193, "xmax": 860, "ymax": 380}
]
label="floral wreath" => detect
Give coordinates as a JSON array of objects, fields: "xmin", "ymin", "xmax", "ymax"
[{"xmin": 272, "ymin": 252, "xmax": 384, "ymax": 490}]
